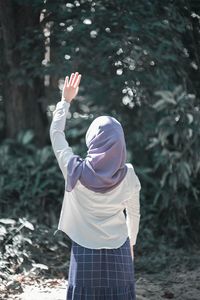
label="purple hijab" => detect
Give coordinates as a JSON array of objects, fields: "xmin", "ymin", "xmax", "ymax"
[{"xmin": 66, "ymin": 115, "xmax": 128, "ymax": 193}]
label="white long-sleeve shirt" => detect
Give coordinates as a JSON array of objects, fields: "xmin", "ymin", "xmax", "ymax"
[{"xmin": 49, "ymin": 99, "xmax": 141, "ymax": 249}]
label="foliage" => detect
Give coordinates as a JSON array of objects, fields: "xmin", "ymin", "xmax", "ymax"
[
  {"xmin": 0, "ymin": 130, "xmax": 64, "ymax": 224},
  {"xmin": 0, "ymin": 216, "xmax": 71, "ymax": 292},
  {"xmin": 0, "ymin": 218, "xmax": 36, "ymax": 279},
  {"xmin": 146, "ymin": 85, "xmax": 200, "ymax": 244},
  {"xmin": 0, "ymin": 0, "xmax": 200, "ymax": 249}
]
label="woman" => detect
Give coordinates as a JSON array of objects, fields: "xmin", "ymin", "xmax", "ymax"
[{"xmin": 49, "ymin": 72, "xmax": 141, "ymax": 299}]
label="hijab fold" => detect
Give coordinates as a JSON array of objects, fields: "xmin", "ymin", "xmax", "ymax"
[{"xmin": 66, "ymin": 116, "xmax": 128, "ymax": 193}]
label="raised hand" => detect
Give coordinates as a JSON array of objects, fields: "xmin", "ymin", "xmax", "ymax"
[{"xmin": 62, "ymin": 72, "xmax": 82, "ymax": 103}]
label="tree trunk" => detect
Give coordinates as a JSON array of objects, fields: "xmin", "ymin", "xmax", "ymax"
[{"xmin": 0, "ymin": 0, "xmax": 48, "ymax": 146}]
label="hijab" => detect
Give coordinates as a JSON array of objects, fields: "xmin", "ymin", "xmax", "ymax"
[{"xmin": 65, "ymin": 115, "xmax": 128, "ymax": 193}]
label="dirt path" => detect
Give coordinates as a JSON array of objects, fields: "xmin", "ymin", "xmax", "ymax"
[
  {"xmin": 20, "ymin": 280, "xmax": 67, "ymax": 300},
  {"xmin": 1, "ymin": 266, "xmax": 199, "ymax": 300},
  {"xmin": 136, "ymin": 266, "xmax": 200, "ymax": 300}
]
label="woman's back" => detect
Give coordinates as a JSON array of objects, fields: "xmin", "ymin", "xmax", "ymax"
[{"xmin": 58, "ymin": 163, "xmax": 141, "ymax": 249}]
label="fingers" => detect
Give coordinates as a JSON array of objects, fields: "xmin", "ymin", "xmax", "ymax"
[
  {"xmin": 64, "ymin": 76, "xmax": 69, "ymax": 86},
  {"xmin": 68, "ymin": 73, "xmax": 75, "ymax": 85},
  {"xmin": 74, "ymin": 74, "xmax": 82, "ymax": 88},
  {"xmin": 66, "ymin": 72, "xmax": 82, "ymax": 87},
  {"xmin": 71, "ymin": 72, "xmax": 79, "ymax": 86}
]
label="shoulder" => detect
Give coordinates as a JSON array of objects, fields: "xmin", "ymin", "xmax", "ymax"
[{"xmin": 125, "ymin": 163, "xmax": 141, "ymax": 191}]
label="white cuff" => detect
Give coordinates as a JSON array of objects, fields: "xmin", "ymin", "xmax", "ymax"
[{"xmin": 57, "ymin": 99, "xmax": 70, "ymax": 109}]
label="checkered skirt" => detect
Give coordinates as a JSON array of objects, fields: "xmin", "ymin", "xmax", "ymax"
[{"xmin": 66, "ymin": 237, "xmax": 135, "ymax": 299}]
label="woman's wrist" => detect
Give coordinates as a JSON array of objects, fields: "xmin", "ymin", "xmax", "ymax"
[{"xmin": 61, "ymin": 97, "xmax": 71, "ymax": 104}]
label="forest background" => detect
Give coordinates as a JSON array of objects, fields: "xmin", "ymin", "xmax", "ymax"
[{"xmin": 0, "ymin": 0, "xmax": 200, "ymax": 298}]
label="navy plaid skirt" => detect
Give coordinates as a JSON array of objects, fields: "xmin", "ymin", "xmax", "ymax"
[{"xmin": 66, "ymin": 237, "xmax": 135, "ymax": 299}]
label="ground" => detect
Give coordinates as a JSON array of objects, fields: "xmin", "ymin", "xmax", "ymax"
[
  {"xmin": 1, "ymin": 246, "xmax": 200, "ymax": 299},
  {"xmin": 136, "ymin": 266, "xmax": 200, "ymax": 300},
  {"xmin": 1, "ymin": 267, "xmax": 200, "ymax": 300}
]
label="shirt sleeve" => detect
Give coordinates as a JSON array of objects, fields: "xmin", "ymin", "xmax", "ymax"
[
  {"xmin": 125, "ymin": 168, "xmax": 141, "ymax": 246},
  {"xmin": 49, "ymin": 99, "xmax": 74, "ymax": 181}
]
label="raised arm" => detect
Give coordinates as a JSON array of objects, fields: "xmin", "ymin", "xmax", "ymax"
[{"xmin": 49, "ymin": 72, "xmax": 82, "ymax": 180}]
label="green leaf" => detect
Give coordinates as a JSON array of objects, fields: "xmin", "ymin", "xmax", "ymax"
[
  {"xmin": 0, "ymin": 219, "xmax": 16, "ymax": 225},
  {"xmin": 32, "ymin": 263, "xmax": 48, "ymax": 270},
  {"xmin": 22, "ymin": 130, "xmax": 34, "ymax": 145},
  {"xmin": 169, "ymin": 173, "xmax": 178, "ymax": 191},
  {"xmin": 152, "ymin": 99, "xmax": 167, "ymax": 111},
  {"xmin": 19, "ymin": 218, "xmax": 34, "ymax": 231}
]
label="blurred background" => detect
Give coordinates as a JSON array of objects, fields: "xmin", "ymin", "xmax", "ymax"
[{"xmin": 0, "ymin": 0, "xmax": 200, "ymax": 299}]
